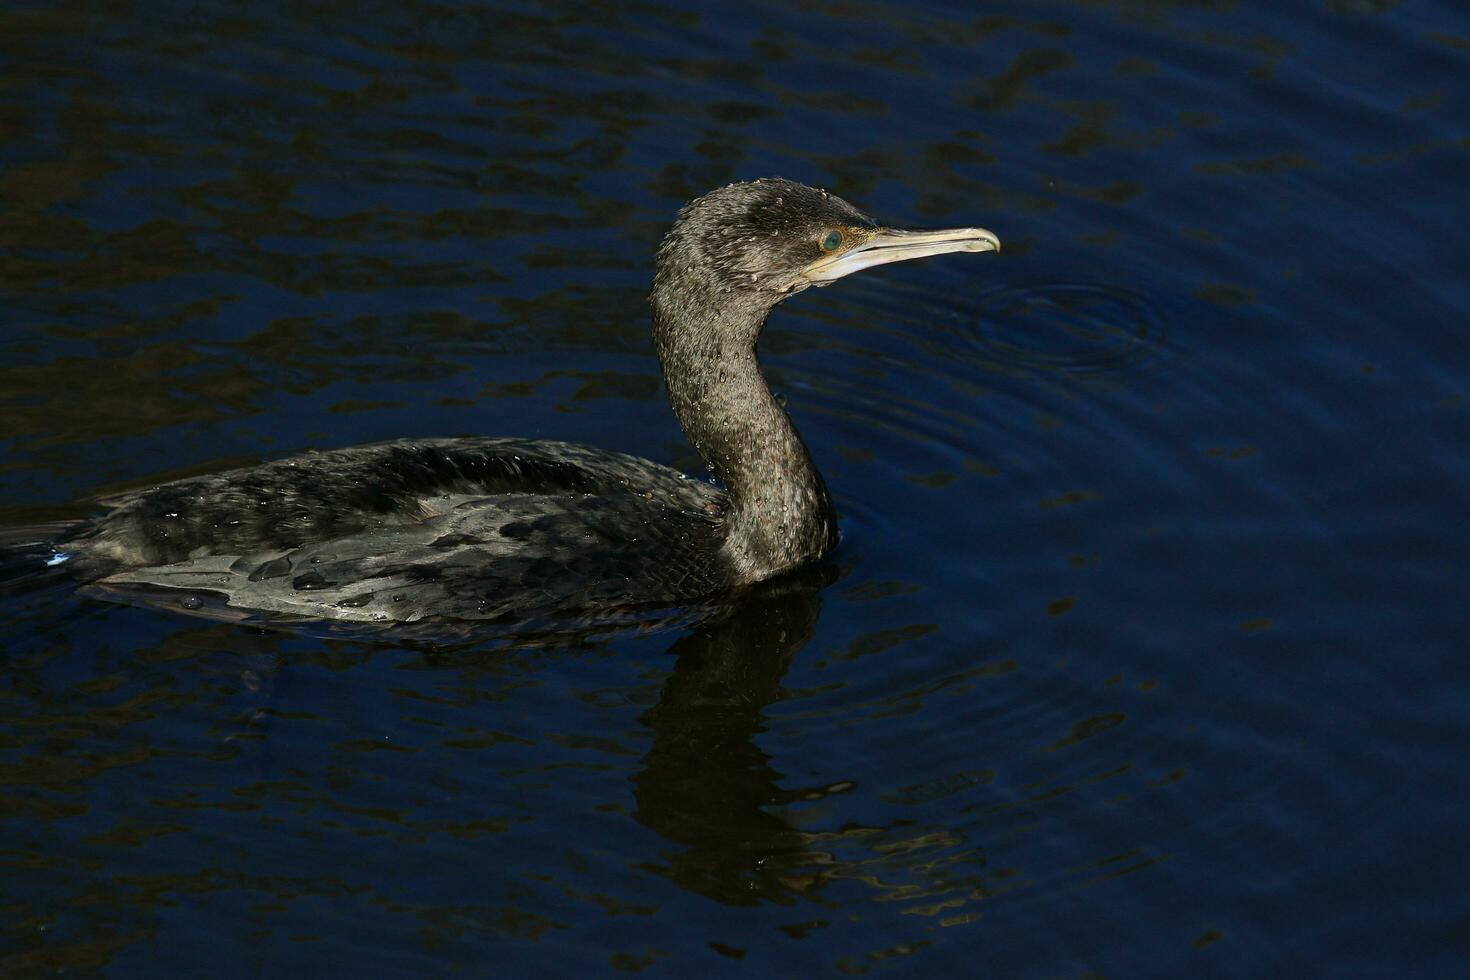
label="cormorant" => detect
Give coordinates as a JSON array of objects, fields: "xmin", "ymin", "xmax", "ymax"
[{"xmin": 8, "ymin": 179, "xmax": 998, "ymax": 626}]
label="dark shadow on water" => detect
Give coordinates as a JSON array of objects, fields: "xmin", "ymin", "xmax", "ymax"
[{"xmin": 632, "ymin": 562, "xmax": 843, "ymax": 906}]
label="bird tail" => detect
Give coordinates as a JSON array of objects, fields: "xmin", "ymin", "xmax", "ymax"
[{"xmin": 0, "ymin": 522, "xmax": 84, "ymax": 591}]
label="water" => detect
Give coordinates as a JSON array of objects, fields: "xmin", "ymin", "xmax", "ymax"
[{"xmin": 2, "ymin": 0, "xmax": 1467, "ymax": 975}]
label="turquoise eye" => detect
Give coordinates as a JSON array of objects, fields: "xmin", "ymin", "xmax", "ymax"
[{"xmin": 820, "ymin": 230, "xmax": 843, "ymax": 252}]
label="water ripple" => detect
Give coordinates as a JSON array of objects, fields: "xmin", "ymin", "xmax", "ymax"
[{"xmin": 968, "ymin": 282, "xmax": 1173, "ymax": 378}]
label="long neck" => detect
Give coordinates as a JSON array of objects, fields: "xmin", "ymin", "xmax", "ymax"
[{"xmin": 652, "ymin": 285, "xmax": 838, "ymax": 584}]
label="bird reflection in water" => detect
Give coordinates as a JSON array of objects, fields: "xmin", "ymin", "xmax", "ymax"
[{"xmin": 633, "ymin": 563, "xmax": 852, "ymax": 905}]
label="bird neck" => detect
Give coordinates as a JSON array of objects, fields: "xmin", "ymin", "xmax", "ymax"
[{"xmin": 652, "ymin": 292, "xmax": 838, "ymax": 584}]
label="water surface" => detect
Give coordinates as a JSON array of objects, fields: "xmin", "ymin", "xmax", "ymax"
[{"xmin": 2, "ymin": 0, "xmax": 1467, "ymax": 976}]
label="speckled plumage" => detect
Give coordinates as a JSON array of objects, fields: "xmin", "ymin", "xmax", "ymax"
[
  {"xmin": 71, "ymin": 438, "xmax": 726, "ymax": 624},
  {"xmin": 651, "ymin": 179, "xmax": 880, "ymax": 578}
]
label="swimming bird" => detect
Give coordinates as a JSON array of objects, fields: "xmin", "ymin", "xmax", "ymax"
[{"xmin": 13, "ymin": 179, "xmax": 998, "ymax": 626}]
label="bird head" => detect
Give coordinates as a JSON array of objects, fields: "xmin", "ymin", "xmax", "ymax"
[{"xmin": 653, "ymin": 178, "xmax": 999, "ymax": 312}]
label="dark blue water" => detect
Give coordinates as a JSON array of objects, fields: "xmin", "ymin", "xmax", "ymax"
[{"xmin": 2, "ymin": 0, "xmax": 1467, "ymax": 975}]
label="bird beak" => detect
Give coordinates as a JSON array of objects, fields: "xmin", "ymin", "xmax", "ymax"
[{"xmin": 800, "ymin": 226, "xmax": 1001, "ymax": 285}]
